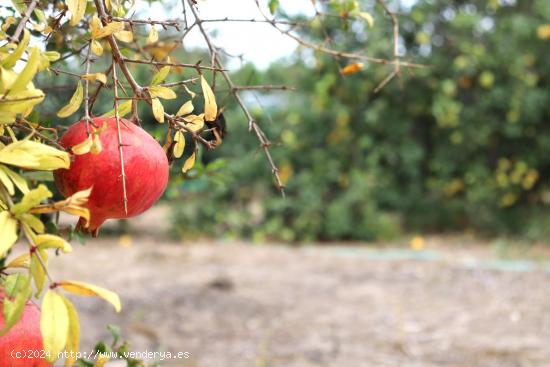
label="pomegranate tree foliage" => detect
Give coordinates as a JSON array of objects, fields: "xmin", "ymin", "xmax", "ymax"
[
  {"xmin": 174, "ymin": 0, "xmax": 550, "ymax": 242},
  {"xmin": 0, "ymin": 0, "xmax": 411, "ymax": 364}
]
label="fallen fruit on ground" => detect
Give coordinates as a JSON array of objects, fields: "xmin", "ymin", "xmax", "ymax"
[{"xmin": 54, "ymin": 117, "xmax": 169, "ymax": 236}]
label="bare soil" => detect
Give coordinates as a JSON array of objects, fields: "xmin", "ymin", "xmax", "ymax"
[{"xmin": 46, "ymin": 234, "xmax": 550, "ymax": 367}]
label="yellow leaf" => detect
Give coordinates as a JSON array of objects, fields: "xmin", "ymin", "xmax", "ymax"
[
  {"xmin": 91, "ymin": 17, "xmax": 125, "ymax": 39},
  {"xmin": 91, "ymin": 134, "xmax": 102, "ymax": 155},
  {"xmin": 57, "ymin": 81, "xmax": 83, "ymax": 118},
  {"xmin": 114, "ymin": 30, "xmax": 133, "ymax": 43},
  {"xmin": 101, "ymin": 100, "xmax": 131, "ymax": 118},
  {"xmin": 149, "ymin": 85, "xmax": 176, "ymax": 99},
  {"xmin": 0, "ymin": 166, "xmax": 14, "ymax": 194},
  {"xmin": 0, "ymin": 211, "xmax": 18, "ymax": 257},
  {"xmin": 538, "ymin": 24, "xmax": 550, "ymax": 40},
  {"xmin": 183, "ymin": 84, "xmax": 196, "ymax": 99},
  {"xmin": 0, "ymin": 165, "xmax": 29, "ymax": 194},
  {"xmin": 35, "ymin": 234, "xmax": 72, "ymax": 253},
  {"xmin": 150, "ymin": 66, "xmax": 170, "ymax": 85},
  {"xmin": 94, "ymin": 357, "xmax": 110, "ymax": 367},
  {"xmin": 2, "ymin": 29, "xmax": 30, "ymax": 69},
  {"xmin": 57, "ymin": 281, "xmax": 121, "ymax": 312},
  {"xmin": 30, "ymin": 187, "xmax": 91, "ymax": 227},
  {"xmin": 182, "ymin": 152, "xmax": 196, "ymax": 173},
  {"xmin": 358, "ymin": 12, "xmax": 374, "ymax": 28},
  {"xmin": 8, "ymin": 46, "xmax": 41, "ymax": 95},
  {"xmin": 6, "ymin": 253, "xmax": 30, "ymax": 269},
  {"xmin": 151, "ymin": 98, "xmax": 164, "ymax": 123},
  {"xmin": 30, "ymin": 249, "xmax": 47, "ymax": 296},
  {"xmin": 41, "ymin": 290, "xmax": 69, "ymax": 363},
  {"xmin": 183, "ymin": 113, "xmax": 204, "ymax": 132},
  {"xmin": 0, "ymin": 89, "xmax": 45, "ymax": 124},
  {"xmin": 201, "ymin": 76, "xmax": 217, "ymax": 121},
  {"xmin": 63, "ymin": 297, "xmax": 80, "ymax": 367},
  {"xmin": 11, "ymin": 184, "xmax": 52, "ymax": 215},
  {"xmin": 147, "ymin": 26, "xmax": 158, "ymax": 44},
  {"xmin": 176, "ymin": 100, "xmax": 194, "ymax": 116},
  {"xmin": 91, "ymin": 40, "xmax": 103, "ymax": 56},
  {"xmin": 71, "ymin": 135, "xmax": 93, "ymax": 155},
  {"xmin": 67, "ymin": 0, "xmax": 86, "ymax": 26},
  {"xmin": 173, "ymin": 131, "xmax": 185, "ymax": 158},
  {"xmin": 0, "ymin": 139, "xmax": 70, "ymax": 170},
  {"xmin": 81, "ymin": 73, "xmax": 107, "ymax": 84},
  {"xmin": 340, "ymin": 63, "xmax": 364, "ymax": 75}
]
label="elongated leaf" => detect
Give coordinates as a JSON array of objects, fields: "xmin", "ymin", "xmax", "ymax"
[
  {"xmin": 149, "ymin": 85, "xmax": 176, "ymax": 99},
  {"xmin": 57, "ymin": 81, "xmax": 83, "ymax": 118},
  {"xmin": 5, "ymin": 253, "xmax": 30, "ymax": 269},
  {"xmin": 150, "ymin": 66, "xmax": 170, "ymax": 86},
  {"xmin": 35, "ymin": 234, "xmax": 72, "ymax": 253},
  {"xmin": 0, "ymin": 274, "xmax": 31, "ymax": 336},
  {"xmin": 0, "ymin": 139, "xmax": 69, "ymax": 170},
  {"xmin": 176, "ymin": 100, "xmax": 194, "ymax": 116},
  {"xmin": 182, "ymin": 152, "xmax": 196, "ymax": 173},
  {"xmin": 11, "ymin": 184, "xmax": 52, "ymax": 215},
  {"xmin": 57, "ymin": 281, "xmax": 121, "ymax": 312},
  {"xmin": 0, "ymin": 165, "xmax": 29, "ymax": 193},
  {"xmin": 147, "ymin": 27, "xmax": 158, "ymax": 44},
  {"xmin": 101, "ymin": 100, "xmax": 132, "ymax": 118},
  {"xmin": 30, "ymin": 249, "xmax": 47, "ymax": 297},
  {"xmin": 0, "ymin": 211, "xmax": 18, "ymax": 256},
  {"xmin": 91, "ymin": 40, "xmax": 103, "ymax": 56},
  {"xmin": 2, "ymin": 29, "xmax": 30, "ymax": 68},
  {"xmin": 63, "ymin": 297, "xmax": 80, "ymax": 367},
  {"xmin": 173, "ymin": 131, "xmax": 185, "ymax": 158},
  {"xmin": 358, "ymin": 12, "xmax": 374, "ymax": 28},
  {"xmin": 201, "ymin": 76, "xmax": 217, "ymax": 121},
  {"xmin": 41, "ymin": 290, "xmax": 69, "ymax": 363},
  {"xmin": 8, "ymin": 46, "xmax": 41, "ymax": 95},
  {"xmin": 114, "ymin": 30, "xmax": 133, "ymax": 42},
  {"xmin": 67, "ymin": 0, "xmax": 86, "ymax": 26},
  {"xmin": 71, "ymin": 135, "xmax": 93, "ymax": 155},
  {"xmin": 151, "ymin": 98, "xmax": 164, "ymax": 123}
]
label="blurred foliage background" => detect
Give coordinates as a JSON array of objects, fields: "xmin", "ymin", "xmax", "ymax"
[
  {"xmin": 36, "ymin": 0, "xmax": 550, "ymax": 242},
  {"xmin": 169, "ymin": 0, "xmax": 550, "ymax": 242}
]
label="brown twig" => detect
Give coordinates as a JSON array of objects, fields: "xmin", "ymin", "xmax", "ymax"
[
  {"xmin": 111, "ymin": 60, "xmax": 129, "ymax": 215},
  {"xmin": 9, "ymin": 0, "xmax": 40, "ymax": 43},
  {"xmin": 187, "ymin": 0, "xmax": 286, "ymax": 196}
]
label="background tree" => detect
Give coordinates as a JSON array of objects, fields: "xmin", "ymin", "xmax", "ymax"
[{"xmin": 0, "ymin": 0, "xmax": 413, "ymax": 364}]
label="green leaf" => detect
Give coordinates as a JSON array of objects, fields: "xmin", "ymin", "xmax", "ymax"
[
  {"xmin": 30, "ymin": 248, "xmax": 48, "ymax": 297},
  {"xmin": 269, "ymin": 0, "xmax": 280, "ymax": 14},
  {"xmin": 0, "ymin": 274, "xmax": 31, "ymax": 336},
  {"xmin": 101, "ymin": 100, "xmax": 132, "ymax": 118}
]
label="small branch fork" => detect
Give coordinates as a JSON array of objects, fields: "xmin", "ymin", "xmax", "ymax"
[
  {"xmin": 4, "ymin": 0, "xmax": 422, "ymax": 200},
  {"xmin": 185, "ymin": 0, "xmax": 286, "ymax": 196}
]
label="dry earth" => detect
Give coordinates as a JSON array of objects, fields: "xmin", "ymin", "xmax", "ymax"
[{"xmin": 46, "ymin": 233, "xmax": 550, "ymax": 367}]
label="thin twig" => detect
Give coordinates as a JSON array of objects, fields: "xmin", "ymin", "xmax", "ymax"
[
  {"xmin": 10, "ymin": 0, "xmax": 40, "ymax": 42},
  {"xmin": 187, "ymin": 0, "xmax": 286, "ymax": 196},
  {"xmin": 111, "ymin": 60, "xmax": 129, "ymax": 215}
]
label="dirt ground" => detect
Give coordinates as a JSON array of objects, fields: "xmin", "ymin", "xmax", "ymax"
[{"xmin": 46, "ymin": 233, "xmax": 550, "ymax": 367}]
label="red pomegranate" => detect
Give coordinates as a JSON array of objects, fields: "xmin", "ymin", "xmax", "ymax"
[
  {"xmin": 0, "ymin": 295, "xmax": 51, "ymax": 367},
  {"xmin": 54, "ymin": 117, "xmax": 169, "ymax": 236}
]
